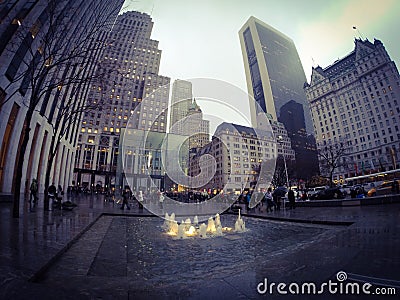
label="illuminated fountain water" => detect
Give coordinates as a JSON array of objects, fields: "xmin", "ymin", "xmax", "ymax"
[
  {"xmin": 234, "ymin": 209, "xmax": 246, "ymax": 232},
  {"xmin": 163, "ymin": 210, "xmax": 245, "ymax": 239}
]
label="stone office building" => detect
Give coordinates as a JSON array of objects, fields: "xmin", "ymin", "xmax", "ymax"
[{"xmin": 74, "ymin": 11, "xmax": 170, "ymax": 192}]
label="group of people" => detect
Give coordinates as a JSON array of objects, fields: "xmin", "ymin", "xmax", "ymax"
[
  {"xmin": 350, "ymin": 186, "xmax": 366, "ymax": 198},
  {"xmin": 29, "ymin": 179, "xmax": 78, "ymax": 211},
  {"xmin": 120, "ymin": 188, "xmax": 145, "ymax": 210},
  {"xmin": 261, "ymin": 188, "xmax": 296, "ymax": 212},
  {"xmin": 242, "ymin": 187, "xmax": 296, "ymax": 213}
]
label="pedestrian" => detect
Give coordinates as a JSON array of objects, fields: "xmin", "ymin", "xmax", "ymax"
[
  {"xmin": 265, "ymin": 188, "xmax": 274, "ymax": 212},
  {"xmin": 246, "ymin": 192, "xmax": 251, "ymax": 211},
  {"xmin": 350, "ymin": 187, "xmax": 357, "ymax": 198},
  {"xmin": 48, "ymin": 183, "xmax": 59, "ymax": 207},
  {"xmin": 275, "ymin": 195, "xmax": 281, "ymax": 211},
  {"xmin": 356, "ymin": 186, "xmax": 365, "ymax": 198},
  {"xmin": 138, "ymin": 190, "xmax": 144, "ymax": 210},
  {"xmin": 288, "ymin": 188, "xmax": 295, "ymax": 209},
  {"xmin": 57, "ymin": 185, "xmax": 64, "ymax": 197},
  {"xmin": 120, "ymin": 187, "xmax": 131, "ymax": 210},
  {"xmin": 30, "ymin": 179, "xmax": 38, "ymax": 202},
  {"xmin": 159, "ymin": 191, "xmax": 164, "ymax": 209},
  {"xmin": 48, "ymin": 183, "xmax": 57, "ymax": 198}
]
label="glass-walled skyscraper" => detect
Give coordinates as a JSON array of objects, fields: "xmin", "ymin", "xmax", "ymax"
[
  {"xmin": 239, "ymin": 16, "xmax": 312, "ymax": 133},
  {"xmin": 239, "ymin": 16, "xmax": 319, "ymax": 180}
]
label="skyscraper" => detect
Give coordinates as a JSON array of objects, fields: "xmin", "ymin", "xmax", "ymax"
[
  {"xmin": 0, "ymin": 0, "xmax": 123, "ymax": 196},
  {"xmin": 305, "ymin": 38, "xmax": 400, "ymax": 180},
  {"xmin": 239, "ymin": 16, "xmax": 312, "ymax": 132},
  {"xmin": 74, "ymin": 11, "xmax": 170, "ymax": 191},
  {"xmin": 167, "ymin": 80, "xmax": 210, "ymax": 187},
  {"xmin": 239, "ymin": 16, "xmax": 318, "ymax": 180},
  {"xmin": 169, "ymin": 79, "xmax": 193, "ymax": 132}
]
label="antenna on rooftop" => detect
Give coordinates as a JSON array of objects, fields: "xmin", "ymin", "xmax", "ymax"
[
  {"xmin": 150, "ymin": 3, "xmax": 155, "ymax": 15},
  {"xmin": 352, "ymin": 26, "xmax": 364, "ymax": 40}
]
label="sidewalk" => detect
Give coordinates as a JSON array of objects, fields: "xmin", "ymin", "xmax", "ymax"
[
  {"xmin": 0, "ymin": 193, "xmax": 151, "ymax": 298},
  {"xmin": 1, "ymin": 193, "xmax": 399, "ymax": 299}
]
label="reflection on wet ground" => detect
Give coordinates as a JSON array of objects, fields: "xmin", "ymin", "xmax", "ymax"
[
  {"xmin": 1, "ymin": 194, "xmax": 399, "ymax": 299},
  {"xmin": 40, "ymin": 215, "xmax": 329, "ymax": 298}
]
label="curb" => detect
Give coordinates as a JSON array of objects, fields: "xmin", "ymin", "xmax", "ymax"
[
  {"xmin": 226, "ymin": 211, "xmax": 354, "ymax": 226},
  {"xmin": 29, "ymin": 212, "xmax": 104, "ymax": 282}
]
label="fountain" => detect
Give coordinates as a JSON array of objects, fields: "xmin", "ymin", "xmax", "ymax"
[
  {"xmin": 206, "ymin": 217, "xmax": 216, "ymax": 233},
  {"xmin": 177, "ymin": 223, "xmax": 185, "ymax": 239},
  {"xmin": 215, "ymin": 214, "xmax": 221, "ymax": 228},
  {"xmin": 199, "ymin": 223, "xmax": 207, "ymax": 238},
  {"xmin": 234, "ymin": 209, "xmax": 246, "ymax": 232},
  {"xmin": 163, "ymin": 211, "xmax": 245, "ymax": 239}
]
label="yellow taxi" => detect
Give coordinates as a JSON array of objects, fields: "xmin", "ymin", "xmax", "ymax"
[{"xmin": 367, "ymin": 180, "xmax": 400, "ymax": 197}]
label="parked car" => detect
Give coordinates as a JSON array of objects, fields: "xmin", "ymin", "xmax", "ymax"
[
  {"xmin": 310, "ymin": 187, "xmax": 346, "ymax": 200},
  {"xmin": 307, "ymin": 186, "xmax": 327, "ymax": 199},
  {"xmin": 367, "ymin": 180, "xmax": 400, "ymax": 197}
]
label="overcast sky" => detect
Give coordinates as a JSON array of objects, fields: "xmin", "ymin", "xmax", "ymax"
[
  {"xmin": 122, "ymin": 0, "xmax": 400, "ymax": 130},
  {"xmin": 123, "ymin": 0, "xmax": 399, "ymax": 89}
]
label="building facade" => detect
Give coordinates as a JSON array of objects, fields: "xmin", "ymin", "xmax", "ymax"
[
  {"xmin": 304, "ymin": 38, "xmax": 400, "ymax": 180},
  {"xmin": 169, "ymin": 79, "xmax": 193, "ymax": 132},
  {"xmin": 189, "ymin": 122, "xmax": 278, "ymax": 193},
  {"xmin": 74, "ymin": 11, "xmax": 170, "ymax": 192},
  {"xmin": 0, "ymin": 0, "xmax": 123, "ymax": 195},
  {"xmin": 239, "ymin": 16, "xmax": 319, "ymax": 180}
]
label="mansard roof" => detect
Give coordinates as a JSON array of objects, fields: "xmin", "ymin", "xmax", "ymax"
[{"xmin": 309, "ymin": 38, "xmax": 378, "ymax": 84}]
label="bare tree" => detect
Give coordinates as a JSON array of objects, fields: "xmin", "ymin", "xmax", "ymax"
[
  {"xmin": 318, "ymin": 141, "xmax": 347, "ymax": 187},
  {"xmin": 41, "ymin": 71, "xmax": 112, "ymax": 210},
  {"xmin": 1, "ymin": 0, "xmax": 122, "ymax": 217}
]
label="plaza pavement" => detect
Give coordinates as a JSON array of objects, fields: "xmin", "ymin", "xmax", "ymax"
[{"xmin": 0, "ymin": 193, "xmax": 399, "ymax": 299}]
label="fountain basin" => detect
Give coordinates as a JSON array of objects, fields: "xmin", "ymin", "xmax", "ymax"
[{"xmin": 41, "ymin": 214, "xmax": 328, "ymax": 298}]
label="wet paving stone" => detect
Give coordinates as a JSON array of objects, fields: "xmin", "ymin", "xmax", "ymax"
[
  {"xmin": 40, "ymin": 215, "xmax": 331, "ymax": 298},
  {"xmin": 2, "ymin": 196, "xmax": 400, "ymax": 299}
]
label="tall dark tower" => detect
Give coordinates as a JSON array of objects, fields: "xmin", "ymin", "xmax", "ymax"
[
  {"xmin": 279, "ymin": 101, "xmax": 319, "ymax": 179},
  {"xmin": 239, "ymin": 16, "xmax": 319, "ymax": 180}
]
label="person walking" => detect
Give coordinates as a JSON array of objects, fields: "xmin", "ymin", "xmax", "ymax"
[
  {"xmin": 57, "ymin": 185, "xmax": 64, "ymax": 198},
  {"xmin": 245, "ymin": 192, "xmax": 251, "ymax": 211},
  {"xmin": 30, "ymin": 179, "xmax": 38, "ymax": 202},
  {"xmin": 120, "ymin": 188, "xmax": 131, "ymax": 210},
  {"xmin": 159, "ymin": 191, "xmax": 164, "ymax": 209},
  {"xmin": 138, "ymin": 190, "xmax": 144, "ymax": 210},
  {"xmin": 288, "ymin": 188, "xmax": 295, "ymax": 210},
  {"xmin": 265, "ymin": 188, "xmax": 274, "ymax": 212}
]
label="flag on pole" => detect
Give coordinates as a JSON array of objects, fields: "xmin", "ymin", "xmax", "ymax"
[
  {"xmin": 378, "ymin": 158, "xmax": 384, "ymax": 171},
  {"xmin": 370, "ymin": 160, "xmax": 374, "ymax": 170},
  {"xmin": 390, "ymin": 148, "xmax": 397, "ymax": 169}
]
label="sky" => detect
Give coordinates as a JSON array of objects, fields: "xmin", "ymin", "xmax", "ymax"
[
  {"xmin": 122, "ymin": 0, "xmax": 400, "ymax": 88},
  {"xmin": 122, "ymin": 0, "xmax": 400, "ymax": 129}
]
